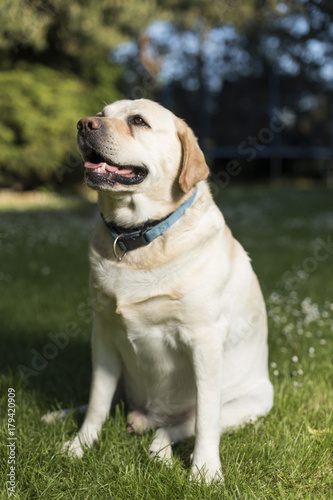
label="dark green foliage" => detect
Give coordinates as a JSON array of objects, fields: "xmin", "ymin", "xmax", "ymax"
[{"xmin": 0, "ymin": 63, "xmax": 122, "ymax": 188}]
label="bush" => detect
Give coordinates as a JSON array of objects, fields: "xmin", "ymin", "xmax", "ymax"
[{"xmin": 0, "ymin": 63, "xmax": 122, "ymax": 189}]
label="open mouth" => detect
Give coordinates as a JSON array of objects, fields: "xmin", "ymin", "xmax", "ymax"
[{"xmin": 83, "ymin": 149, "xmax": 147, "ymax": 187}]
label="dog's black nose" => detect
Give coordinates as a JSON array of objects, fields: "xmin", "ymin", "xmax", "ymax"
[{"xmin": 77, "ymin": 117, "xmax": 102, "ymax": 133}]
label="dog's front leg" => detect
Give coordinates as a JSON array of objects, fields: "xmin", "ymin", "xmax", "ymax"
[
  {"xmin": 63, "ymin": 317, "xmax": 121, "ymax": 458},
  {"xmin": 190, "ymin": 333, "xmax": 224, "ymax": 483}
]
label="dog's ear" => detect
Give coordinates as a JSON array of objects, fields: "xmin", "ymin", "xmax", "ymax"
[{"xmin": 176, "ymin": 119, "xmax": 210, "ymax": 193}]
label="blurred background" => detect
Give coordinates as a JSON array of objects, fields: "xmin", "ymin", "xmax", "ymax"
[{"xmin": 1, "ymin": 0, "xmax": 333, "ymax": 192}]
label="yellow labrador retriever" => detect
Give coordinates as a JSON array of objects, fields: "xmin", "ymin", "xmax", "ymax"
[{"xmin": 61, "ymin": 99, "xmax": 273, "ymax": 482}]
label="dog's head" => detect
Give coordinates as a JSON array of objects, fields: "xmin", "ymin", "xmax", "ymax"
[{"xmin": 77, "ymin": 99, "xmax": 209, "ymax": 196}]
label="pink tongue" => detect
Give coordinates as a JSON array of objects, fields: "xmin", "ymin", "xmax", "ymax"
[
  {"xmin": 84, "ymin": 161, "xmax": 105, "ymax": 170},
  {"xmin": 84, "ymin": 161, "xmax": 134, "ymax": 176},
  {"xmin": 116, "ymin": 168, "xmax": 135, "ymax": 176}
]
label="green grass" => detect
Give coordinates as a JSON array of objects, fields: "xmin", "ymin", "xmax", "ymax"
[{"xmin": 0, "ymin": 185, "xmax": 332, "ymax": 499}]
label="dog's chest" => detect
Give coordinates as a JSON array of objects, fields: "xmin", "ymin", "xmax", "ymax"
[
  {"xmin": 92, "ymin": 252, "xmax": 187, "ymax": 339},
  {"xmin": 91, "ymin": 254, "xmax": 194, "ymax": 385}
]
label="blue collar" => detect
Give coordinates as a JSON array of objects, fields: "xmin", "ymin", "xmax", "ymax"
[{"xmin": 101, "ymin": 187, "xmax": 198, "ymax": 261}]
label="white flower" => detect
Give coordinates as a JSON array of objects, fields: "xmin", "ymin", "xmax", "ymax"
[
  {"xmin": 292, "ymin": 355, "xmax": 299, "ymax": 363},
  {"xmin": 301, "ymin": 298, "xmax": 320, "ymax": 325},
  {"xmin": 269, "ymin": 292, "xmax": 282, "ymax": 305}
]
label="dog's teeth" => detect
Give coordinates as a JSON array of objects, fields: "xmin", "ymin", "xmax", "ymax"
[{"xmin": 96, "ymin": 163, "xmax": 107, "ymax": 173}]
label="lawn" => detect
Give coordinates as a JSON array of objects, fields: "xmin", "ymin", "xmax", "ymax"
[{"xmin": 0, "ymin": 185, "xmax": 332, "ymax": 499}]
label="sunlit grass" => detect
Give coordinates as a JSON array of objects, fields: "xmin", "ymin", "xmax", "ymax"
[{"xmin": 0, "ymin": 185, "xmax": 332, "ymax": 499}]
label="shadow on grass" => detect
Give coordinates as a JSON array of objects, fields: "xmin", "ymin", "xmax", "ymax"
[
  {"xmin": 0, "ymin": 326, "xmax": 92, "ymax": 410},
  {"xmin": 0, "ymin": 198, "xmax": 98, "ymax": 408}
]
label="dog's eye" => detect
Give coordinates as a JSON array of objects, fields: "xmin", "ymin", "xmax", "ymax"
[{"xmin": 129, "ymin": 115, "xmax": 149, "ymax": 127}]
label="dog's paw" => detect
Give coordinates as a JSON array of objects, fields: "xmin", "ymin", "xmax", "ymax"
[
  {"xmin": 149, "ymin": 449, "xmax": 173, "ymax": 467},
  {"xmin": 41, "ymin": 408, "xmax": 70, "ymax": 424},
  {"xmin": 126, "ymin": 411, "xmax": 149, "ymax": 435},
  {"xmin": 41, "ymin": 404, "xmax": 88, "ymax": 425},
  {"xmin": 61, "ymin": 436, "xmax": 84, "ymax": 458},
  {"xmin": 149, "ymin": 435, "xmax": 173, "ymax": 466},
  {"xmin": 189, "ymin": 458, "xmax": 224, "ymax": 484}
]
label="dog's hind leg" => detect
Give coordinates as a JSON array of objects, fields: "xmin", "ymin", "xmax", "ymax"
[{"xmin": 220, "ymin": 379, "xmax": 274, "ymax": 433}]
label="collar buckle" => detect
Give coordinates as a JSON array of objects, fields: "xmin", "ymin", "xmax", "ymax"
[
  {"xmin": 113, "ymin": 234, "xmax": 127, "ymax": 261},
  {"xmin": 113, "ymin": 230, "xmax": 150, "ymax": 261}
]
